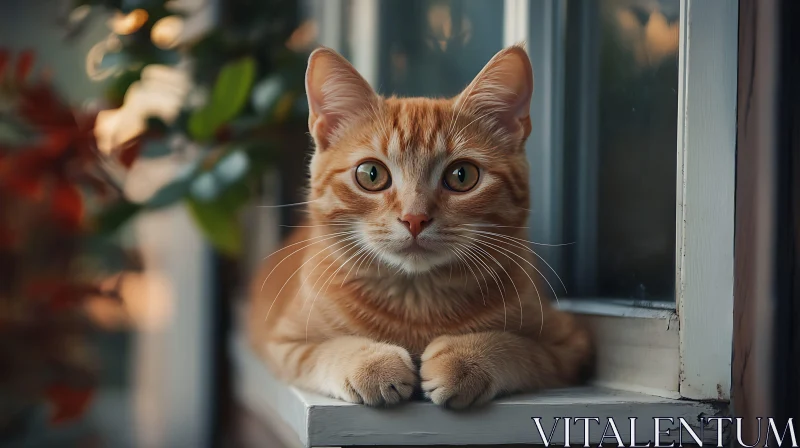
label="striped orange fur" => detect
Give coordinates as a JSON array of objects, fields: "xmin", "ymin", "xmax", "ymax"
[{"xmin": 247, "ymin": 45, "xmax": 594, "ymax": 408}]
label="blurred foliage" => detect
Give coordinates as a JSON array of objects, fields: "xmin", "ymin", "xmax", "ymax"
[
  {"xmin": 0, "ymin": 0, "xmax": 314, "ymax": 436},
  {"xmin": 73, "ymin": 0, "xmax": 313, "ymax": 255},
  {"xmin": 0, "ymin": 49, "xmax": 134, "ymax": 438}
]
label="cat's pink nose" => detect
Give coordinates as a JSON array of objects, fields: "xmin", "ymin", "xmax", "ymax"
[{"xmin": 399, "ymin": 214, "xmax": 432, "ymax": 238}]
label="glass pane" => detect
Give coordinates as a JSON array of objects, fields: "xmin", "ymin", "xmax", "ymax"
[
  {"xmin": 374, "ymin": 0, "xmax": 504, "ymax": 97},
  {"xmin": 561, "ymin": 0, "xmax": 680, "ymax": 302}
]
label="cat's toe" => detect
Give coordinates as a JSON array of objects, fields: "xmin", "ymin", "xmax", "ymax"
[
  {"xmin": 420, "ymin": 344, "xmax": 497, "ymax": 409},
  {"xmin": 345, "ymin": 344, "xmax": 417, "ymax": 406}
]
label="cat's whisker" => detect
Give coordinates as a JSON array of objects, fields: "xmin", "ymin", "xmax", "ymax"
[
  {"xmin": 376, "ymin": 248, "xmax": 388, "ymax": 274},
  {"xmin": 453, "ymin": 109, "xmax": 495, "ymax": 144},
  {"xmin": 306, "ymin": 241, "xmax": 364, "ymax": 341},
  {"xmin": 355, "ymin": 247, "xmax": 376, "ymax": 278},
  {"xmin": 451, "ymin": 245, "xmax": 486, "ymax": 305},
  {"xmin": 460, "ymin": 243, "xmax": 507, "ymax": 331},
  {"xmin": 298, "ymin": 238, "xmax": 362, "ymax": 310},
  {"xmin": 447, "ymin": 69, "xmax": 484, "ymax": 138},
  {"xmin": 280, "ymin": 223, "xmax": 355, "ymax": 228},
  {"xmin": 324, "ymin": 243, "xmax": 367, "ymax": 294},
  {"xmin": 461, "ymin": 229, "xmax": 567, "ymax": 297},
  {"xmin": 366, "ymin": 94, "xmax": 391, "ymax": 142},
  {"xmin": 256, "ymin": 199, "xmax": 320, "ymax": 208},
  {"xmin": 460, "ymin": 223, "xmax": 530, "ymax": 229},
  {"xmin": 364, "ymin": 246, "xmax": 381, "ymax": 276},
  {"xmin": 447, "ymin": 249, "xmax": 467, "ymax": 287},
  {"xmin": 476, "ymin": 248, "xmax": 513, "ymax": 332},
  {"xmin": 464, "ymin": 234, "xmax": 559, "ymax": 306},
  {"xmin": 341, "ymin": 246, "xmax": 370, "ymax": 286},
  {"xmin": 470, "ymin": 243, "xmax": 523, "ymax": 331},
  {"xmin": 447, "ymin": 250, "xmax": 468, "ymax": 286},
  {"xmin": 460, "ymin": 227, "xmax": 575, "ymax": 247},
  {"xmin": 455, "ymin": 243, "xmax": 491, "ymax": 294},
  {"xmin": 448, "ymin": 248, "xmax": 466, "ymax": 283},
  {"xmin": 469, "ymin": 237, "xmax": 545, "ymax": 335},
  {"xmin": 376, "ymin": 248, "xmax": 389, "ymax": 276},
  {"xmin": 260, "ymin": 231, "xmax": 358, "ymax": 294},
  {"xmin": 461, "ymin": 243, "xmax": 505, "ymax": 296},
  {"xmin": 261, "ymin": 230, "xmax": 357, "ymax": 261},
  {"xmin": 262, "ymin": 234, "xmax": 358, "ymax": 323},
  {"xmin": 271, "ymin": 235, "xmax": 358, "ymax": 301}
]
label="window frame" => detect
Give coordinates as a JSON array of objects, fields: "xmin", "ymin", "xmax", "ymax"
[
  {"xmin": 525, "ymin": 0, "xmax": 737, "ymax": 402},
  {"xmin": 313, "ymin": 0, "xmax": 738, "ymax": 402}
]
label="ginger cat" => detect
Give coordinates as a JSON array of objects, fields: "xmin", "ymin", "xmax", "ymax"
[{"xmin": 247, "ymin": 45, "xmax": 593, "ymax": 409}]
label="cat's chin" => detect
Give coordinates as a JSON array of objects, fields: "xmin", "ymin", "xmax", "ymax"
[{"xmin": 381, "ymin": 250, "xmax": 452, "ymax": 275}]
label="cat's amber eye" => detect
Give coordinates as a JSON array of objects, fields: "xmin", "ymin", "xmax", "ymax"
[
  {"xmin": 443, "ymin": 161, "xmax": 480, "ymax": 192},
  {"xmin": 355, "ymin": 161, "xmax": 391, "ymax": 192}
]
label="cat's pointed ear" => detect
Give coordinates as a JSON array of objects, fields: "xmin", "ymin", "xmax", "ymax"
[
  {"xmin": 305, "ymin": 47, "xmax": 379, "ymax": 150},
  {"xmin": 454, "ymin": 45, "xmax": 533, "ymax": 141}
]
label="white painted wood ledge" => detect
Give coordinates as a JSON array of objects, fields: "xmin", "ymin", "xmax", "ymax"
[{"xmin": 232, "ymin": 331, "xmax": 724, "ymax": 447}]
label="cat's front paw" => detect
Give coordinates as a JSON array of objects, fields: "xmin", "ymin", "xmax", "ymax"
[
  {"xmin": 336, "ymin": 343, "xmax": 416, "ymax": 406},
  {"xmin": 420, "ymin": 335, "xmax": 499, "ymax": 409}
]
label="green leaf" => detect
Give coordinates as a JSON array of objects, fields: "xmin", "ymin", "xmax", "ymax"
[
  {"xmin": 240, "ymin": 140, "xmax": 277, "ymax": 175},
  {"xmin": 147, "ymin": 178, "xmax": 191, "ymax": 209},
  {"xmin": 105, "ymin": 69, "xmax": 141, "ymax": 105},
  {"xmin": 189, "ymin": 172, "xmax": 221, "ymax": 201},
  {"xmin": 213, "ymin": 150, "xmax": 249, "ymax": 186},
  {"xmin": 96, "ymin": 200, "xmax": 142, "ymax": 234},
  {"xmin": 186, "ymin": 198, "xmax": 242, "ymax": 256},
  {"xmin": 188, "ymin": 56, "xmax": 257, "ymax": 142},
  {"xmin": 216, "ymin": 178, "xmax": 251, "ymax": 210},
  {"xmin": 80, "ymin": 236, "xmax": 133, "ymax": 274},
  {"xmin": 188, "ymin": 108, "xmax": 216, "ymax": 142},
  {"xmin": 210, "ymin": 57, "xmax": 256, "ymax": 118}
]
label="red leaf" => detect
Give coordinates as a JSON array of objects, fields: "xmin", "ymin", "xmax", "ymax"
[
  {"xmin": 0, "ymin": 48, "xmax": 9, "ymax": 81},
  {"xmin": 3, "ymin": 175, "xmax": 45, "ymax": 200},
  {"xmin": 45, "ymin": 385, "xmax": 94, "ymax": 425},
  {"xmin": 15, "ymin": 50, "xmax": 35, "ymax": 82},
  {"xmin": 0, "ymin": 221, "xmax": 14, "ymax": 249},
  {"xmin": 18, "ymin": 83, "xmax": 75, "ymax": 129},
  {"xmin": 51, "ymin": 181, "xmax": 84, "ymax": 229},
  {"xmin": 41, "ymin": 130, "xmax": 74, "ymax": 157},
  {"xmin": 24, "ymin": 281, "xmax": 100, "ymax": 310},
  {"xmin": 117, "ymin": 139, "xmax": 142, "ymax": 168}
]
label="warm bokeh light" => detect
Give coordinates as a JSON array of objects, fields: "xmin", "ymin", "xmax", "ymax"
[
  {"xmin": 643, "ymin": 12, "xmax": 679, "ymax": 62},
  {"xmin": 119, "ymin": 272, "xmax": 174, "ymax": 332},
  {"xmin": 84, "ymin": 296, "xmax": 130, "ymax": 330},
  {"xmin": 151, "ymin": 15, "xmax": 184, "ymax": 49},
  {"xmin": 426, "ymin": 3, "xmax": 472, "ymax": 51},
  {"xmin": 69, "ymin": 5, "xmax": 92, "ymax": 25},
  {"xmin": 94, "ymin": 64, "xmax": 191, "ymax": 153},
  {"xmin": 615, "ymin": 8, "xmax": 679, "ymax": 66},
  {"xmin": 86, "ymin": 273, "xmax": 175, "ymax": 332},
  {"xmin": 85, "ymin": 33, "xmax": 124, "ymax": 81},
  {"xmin": 286, "ymin": 20, "xmax": 318, "ymax": 52},
  {"xmin": 110, "ymin": 9, "xmax": 150, "ymax": 35}
]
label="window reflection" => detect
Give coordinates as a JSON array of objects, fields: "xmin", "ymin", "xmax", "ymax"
[
  {"xmin": 376, "ymin": 0, "xmax": 503, "ymax": 97},
  {"xmin": 562, "ymin": 0, "xmax": 679, "ymax": 302}
]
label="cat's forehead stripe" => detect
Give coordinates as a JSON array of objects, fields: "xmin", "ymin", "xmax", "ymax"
[
  {"xmin": 382, "ymin": 98, "xmax": 453, "ymax": 155},
  {"xmin": 386, "ymin": 129, "xmax": 401, "ymax": 158}
]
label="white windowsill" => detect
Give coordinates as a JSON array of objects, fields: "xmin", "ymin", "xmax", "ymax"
[
  {"xmin": 556, "ymin": 298, "xmax": 676, "ymax": 319},
  {"xmin": 232, "ymin": 332, "xmax": 724, "ymax": 447}
]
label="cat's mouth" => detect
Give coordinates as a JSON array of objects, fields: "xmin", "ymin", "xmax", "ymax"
[
  {"xmin": 397, "ymin": 240, "xmax": 432, "ymax": 255},
  {"xmin": 380, "ymin": 238, "xmax": 452, "ymax": 273}
]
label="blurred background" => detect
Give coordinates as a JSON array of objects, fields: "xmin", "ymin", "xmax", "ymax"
[{"xmin": 0, "ymin": 0, "xmax": 682, "ymax": 446}]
